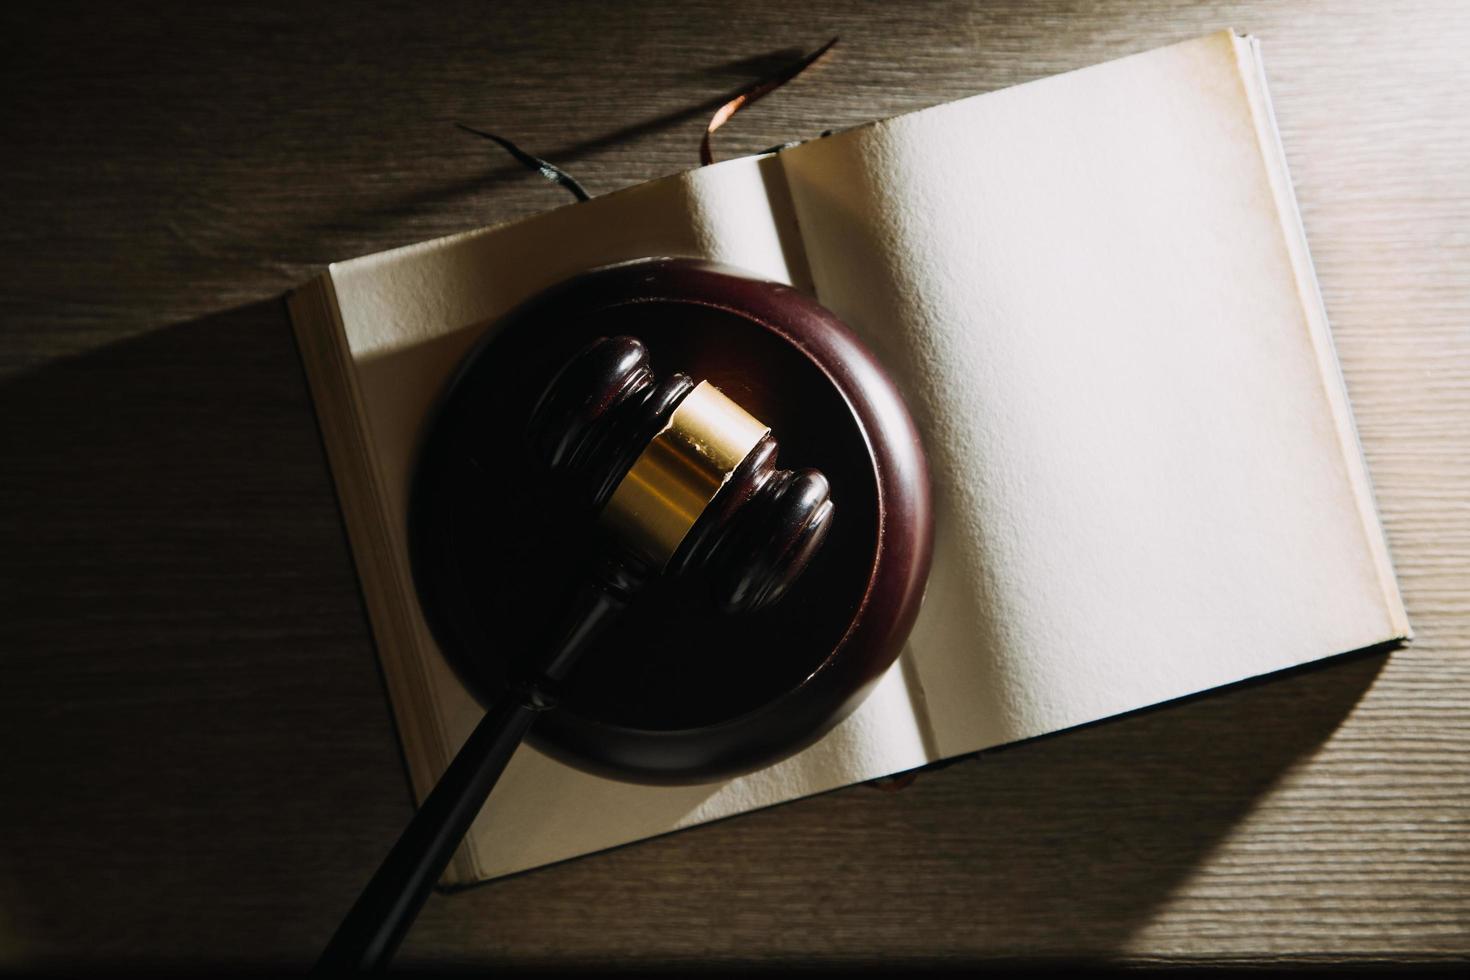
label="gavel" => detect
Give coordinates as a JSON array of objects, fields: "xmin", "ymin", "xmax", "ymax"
[{"xmin": 319, "ymin": 335, "xmax": 835, "ymax": 970}]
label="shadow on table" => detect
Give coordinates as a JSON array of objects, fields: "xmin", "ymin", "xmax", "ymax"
[
  {"xmin": 0, "ymin": 296, "xmax": 1390, "ymax": 967},
  {"xmin": 408, "ymin": 647, "xmax": 1387, "ymax": 966},
  {"xmin": 306, "ymin": 44, "xmax": 830, "ymax": 234},
  {"xmin": 0, "ymin": 298, "xmax": 413, "ymax": 967}
]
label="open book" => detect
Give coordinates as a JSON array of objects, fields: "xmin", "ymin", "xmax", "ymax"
[{"xmin": 289, "ymin": 31, "xmax": 1409, "ymax": 884}]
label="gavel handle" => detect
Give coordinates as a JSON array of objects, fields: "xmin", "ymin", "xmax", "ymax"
[
  {"xmin": 316, "ymin": 566, "xmax": 638, "ymax": 971},
  {"xmin": 316, "ymin": 691, "xmax": 538, "ymax": 971}
]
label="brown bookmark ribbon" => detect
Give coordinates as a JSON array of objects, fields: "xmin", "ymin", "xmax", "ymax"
[
  {"xmin": 454, "ymin": 121, "xmax": 591, "ymax": 201},
  {"xmin": 700, "ymin": 37, "xmax": 839, "ymax": 166},
  {"xmin": 457, "ymin": 38, "xmax": 838, "ymax": 199}
]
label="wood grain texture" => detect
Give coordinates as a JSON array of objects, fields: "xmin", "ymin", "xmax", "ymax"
[{"xmin": 1, "ymin": 0, "xmax": 1466, "ymax": 968}]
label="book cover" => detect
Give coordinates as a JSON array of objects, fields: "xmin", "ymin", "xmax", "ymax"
[{"xmin": 289, "ymin": 30, "xmax": 1409, "ymax": 884}]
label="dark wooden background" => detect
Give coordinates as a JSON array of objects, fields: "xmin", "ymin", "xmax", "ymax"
[{"xmin": 3, "ymin": 0, "xmax": 1467, "ymax": 969}]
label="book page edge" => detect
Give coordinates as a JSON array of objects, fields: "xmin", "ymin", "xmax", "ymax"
[
  {"xmin": 287, "ymin": 274, "xmax": 481, "ymax": 884},
  {"xmin": 1235, "ymin": 33, "xmax": 1412, "ymax": 640}
]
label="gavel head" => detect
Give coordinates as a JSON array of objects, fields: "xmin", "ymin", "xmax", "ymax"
[
  {"xmin": 528, "ymin": 335, "xmax": 834, "ymax": 613},
  {"xmin": 409, "ymin": 257, "xmax": 932, "ymax": 782}
]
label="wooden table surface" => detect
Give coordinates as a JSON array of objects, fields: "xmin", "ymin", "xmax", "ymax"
[{"xmin": 3, "ymin": 0, "xmax": 1467, "ymax": 969}]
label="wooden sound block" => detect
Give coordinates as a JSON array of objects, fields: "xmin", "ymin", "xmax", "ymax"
[{"xmin": 409, "ymin": 258, "xmax": 932, "ymax": 783}]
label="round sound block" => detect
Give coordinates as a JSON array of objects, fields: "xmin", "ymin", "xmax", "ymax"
[{"xmin": 409, "ymin": 258, "xmax": 932, "ymax": 783}]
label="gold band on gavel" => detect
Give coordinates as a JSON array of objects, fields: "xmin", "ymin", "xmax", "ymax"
[{"xmin": 602, "ymin": 380, "xmax": 770, "ymax": 568}]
